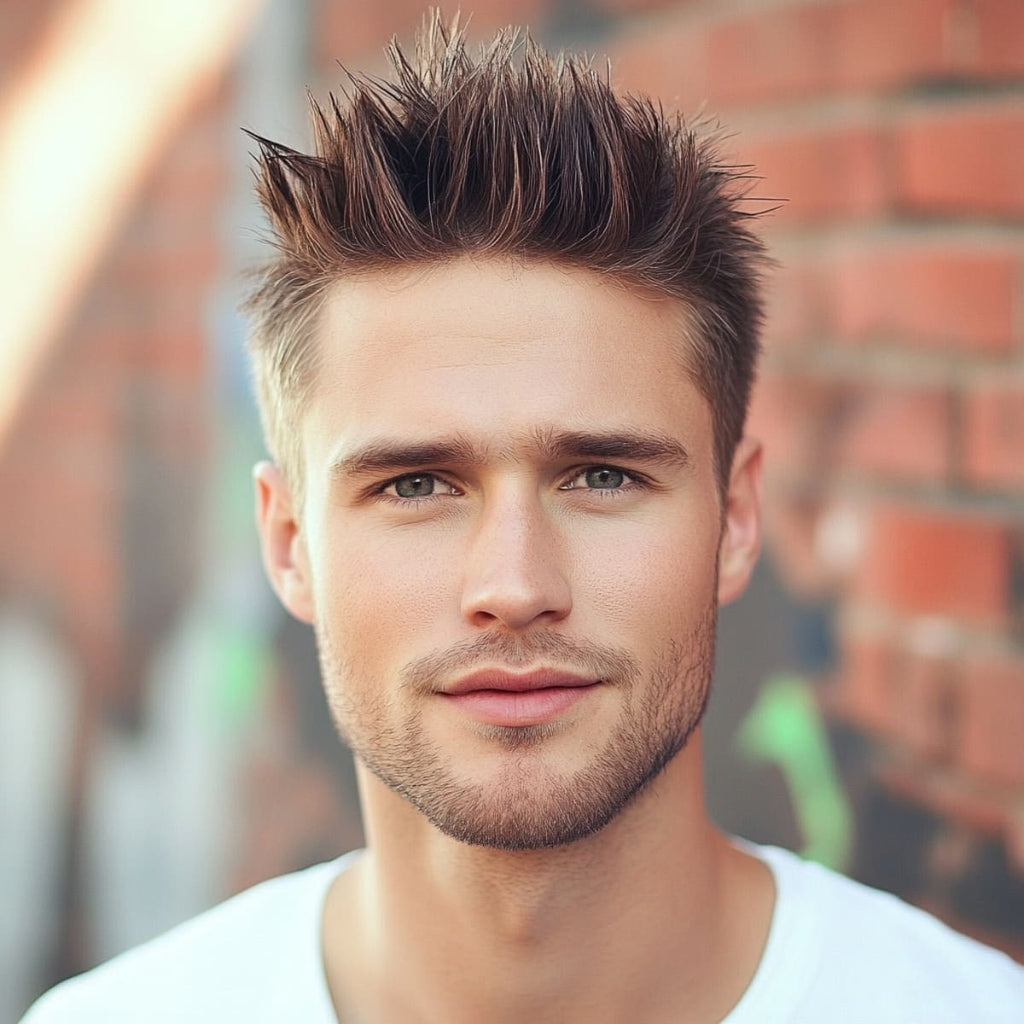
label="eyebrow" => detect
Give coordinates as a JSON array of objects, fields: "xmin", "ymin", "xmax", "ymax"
[
  {"xmin": 330, "ymin": 429, "xmax": 690, "ymax": 479},
  {"xmin": 530, "ymin": 428, "xmax": 690, "ymax": 468},
  {"xmin": 330, "ymin": 436, "xmax": 483, "ymax": 478}
]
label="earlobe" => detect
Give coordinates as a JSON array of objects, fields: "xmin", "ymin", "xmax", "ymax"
[
  {"xmin": 253, "ymin": 461, "xmax": 315, "ymax": 624},
  {"xmin": 717, "ymin": 437, "xmax": 763, "ymax": 607}
]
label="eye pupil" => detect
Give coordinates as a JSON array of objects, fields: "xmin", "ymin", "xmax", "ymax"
[
  {"xmin": 395, "ymin": 474, "xmax": 435, "ymax": 498},
  {"xmin": 586, "ymin": 467, "xmax": 624, "ymax": 489}
]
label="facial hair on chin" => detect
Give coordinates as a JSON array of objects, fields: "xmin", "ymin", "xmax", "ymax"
[{"xmin": 317, "ymin": 606, "xmax": 717, "ymax": 851}]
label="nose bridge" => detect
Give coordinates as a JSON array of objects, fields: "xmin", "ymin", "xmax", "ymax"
[{"xmin": 460, "ymin": 479, "xmax": 571, "ymax": 629}]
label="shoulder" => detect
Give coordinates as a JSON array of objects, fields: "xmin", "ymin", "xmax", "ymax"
[
  {"xmin": 753, "ymin": 844, "xmax": 1024, "ymax": 1022},
  {"xmin": 20, "ymin": 856, "xmax": 353, "ymax": 1024}
]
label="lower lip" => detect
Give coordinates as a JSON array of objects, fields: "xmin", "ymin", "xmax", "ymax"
[{"xmin": 442, "ymin": 685, "xmax": 598, "ymax": 727}]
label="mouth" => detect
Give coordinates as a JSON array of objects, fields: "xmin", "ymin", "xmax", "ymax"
[
  {"xmin": 440, "ymin": 668, "xmax": 601, "ymax": 727},
  {"xmin": 444, "ymin": 668, "xmax": 598, "ymax": 694}
]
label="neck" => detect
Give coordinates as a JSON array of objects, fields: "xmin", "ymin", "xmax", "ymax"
[{"xmin": 322, "ymin": 734, "xmax": 775, "ymax": 1024}]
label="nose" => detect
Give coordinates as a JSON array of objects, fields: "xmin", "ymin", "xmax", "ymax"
[{"xmin": 460, "ymin": 490, "xmax": 572, "ymax": 631}]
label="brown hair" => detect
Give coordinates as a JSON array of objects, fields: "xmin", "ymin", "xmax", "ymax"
[{"xmin": 245, "ymin": 13, "xmax": 769, "ymax": 500}]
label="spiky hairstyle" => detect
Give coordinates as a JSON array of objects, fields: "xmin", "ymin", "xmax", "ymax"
[{"xmin": 245, "ymin": 13, "xmax": 768, "ymax": 499}]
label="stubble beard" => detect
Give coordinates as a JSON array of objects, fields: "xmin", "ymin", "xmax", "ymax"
[{"xmin": 317, "ymin": 605, "xmax": 717, "ymax": 851}]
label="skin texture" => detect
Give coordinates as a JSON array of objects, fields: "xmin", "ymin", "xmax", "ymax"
[{"xmin": 255, "ymin": 258, "xmax": 773, "ymax": 1023}]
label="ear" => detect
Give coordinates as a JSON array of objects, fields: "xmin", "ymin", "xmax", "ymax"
[
  {"xmin": 717, "ymin": 436, "xmax": 763, "ymax": 607},
  {"xmin": 253, "ymin": 461, "xmax": 315, "ymax": 624}
]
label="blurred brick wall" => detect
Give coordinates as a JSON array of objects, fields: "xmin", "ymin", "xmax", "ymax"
[{"xmin": 1, "ymin": 0, "xmax": 231, "ymax": 979}]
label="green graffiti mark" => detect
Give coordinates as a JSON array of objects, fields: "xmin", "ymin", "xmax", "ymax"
[
  {"xmin": 213, "ymin": 627, "xmax": 268, "ymax": 726},
  {"xmin": 736, "ymin": 672, "xmax": 853, "ymax": 870}
]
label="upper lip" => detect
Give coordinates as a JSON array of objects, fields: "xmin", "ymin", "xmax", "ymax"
[{"xmin": 443, "ymin": 668, "xmax": 599, "ymax": 694}]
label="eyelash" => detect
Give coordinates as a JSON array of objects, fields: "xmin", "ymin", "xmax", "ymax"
[{"xmin": 374, "ymin": 466, "xmax": 647, "ymax": 504}]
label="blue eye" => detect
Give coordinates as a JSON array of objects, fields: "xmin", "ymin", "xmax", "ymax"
[
  {"xmin": 382, "ymin": 473, "xmax": 459, "ymax": 500},
  {"xmin": 583, "ymin": 467, "xmax": 625, "ymax": 489},
  {"xmin": 561, "ymin": 466, "xmax": 633, "ymax": 491},
  {"xmin": 392, "ymin": 474, "xmax": 438, "ymax": 498}
]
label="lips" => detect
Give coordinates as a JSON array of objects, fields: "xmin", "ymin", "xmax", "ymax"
[
  {"xmin": 441, "ymin": 668, "xmax": 600, "ymax": 727},
  {"xmin": 443, "ymin": 668, "xmax": 598, "ymax": 695}
]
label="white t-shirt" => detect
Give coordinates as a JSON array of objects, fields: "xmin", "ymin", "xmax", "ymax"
[{"xmin": 21, "ymin": 844, "xmax": 1024, "ymax": 1022}]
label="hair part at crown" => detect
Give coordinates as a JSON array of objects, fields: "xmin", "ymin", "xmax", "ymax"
[{"xmin": 243, "ymin": 12, "xmax": 769, "ymax": 508}]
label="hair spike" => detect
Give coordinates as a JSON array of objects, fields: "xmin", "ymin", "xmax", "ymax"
[{"xmin": 244, "ymin": 10, "xmax": 770, "ymax": 500}]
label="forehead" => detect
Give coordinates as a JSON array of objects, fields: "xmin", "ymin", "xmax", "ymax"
[{"xmin": 303, "ymin": 258, "xmax": 710, "ymax": 460}]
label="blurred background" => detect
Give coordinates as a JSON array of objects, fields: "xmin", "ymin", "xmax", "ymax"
[{"xmin": 1, "ymin": 0, "xmax": 1022, "ymax": 1018}]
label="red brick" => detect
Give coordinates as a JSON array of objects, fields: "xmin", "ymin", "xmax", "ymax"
[
  {"xmin": 894, "ymin": 106, "xmax": 1024, "ymax": 217},
  {"xmin": 0, "ymin": 0, "xmax": 57, "ymax": 94},
  {"xmin": 963, "ymin": 379, "xmax": 1024, "ymax": 491},
  {"xmin": 752, "ymin": 378, "xmax": 951, "ymax": 485},
  {"xmin": 831, "ymin": 246, "xmax": 1018, "ymax": 353},
  {"xmin": 835, "ymin": 385, "xmax": 951, "ymax": 483},
  {"xmin": 834, "ymin": 0, "xmax": 1024, "ymax": 88},
  {"xmin": 747, "ymin": 374, "xmax": 840, "ymax": 473},
  {"xmin": 127, "ymin": 181, "xmax": 222, "ymax": 244},
  {"xmin": 705, "ymin": 3, "xmax": 836, "ymax": 108},
  {"xmin": 833, "ymin": 0, "xmax": 954, "ymax": 90},
  {"xmin": 957, "ymin": 656, "xmax": 1024, "ymax": 785},
  {"xmin": 146, "ymin": 284, "xmax": 209, "ymax": 333},
  {"xmin": 611, "ymin": 19, "xmax": 709, "ymax": 111},
  {"xmin": 155, "ymin": 105, "xmax": 227, "ymax": 170},
  {"xmin": 123, "ymin": 325, "xmax": 207, "ymax": 387},
  {"xmin": 316, "ymin": 1, "xmax": 426, "ymax": 65},
  {"xmin": 701, "ymin": 0, "xmax": 1024, "ymax": 111},
  {"xmin": 969, "ymin": 0, "xmax": 1024, "ymax": 76},
  {"xmin": 0, "ymin": 453, "xmax": 118, "ymax": 527},
  {"xmin": 739, "ymin": 127, "xmax": 888, "ymax": 226},
  {"xmin": 4, "ymin": 378, "xmax": 119, "ymax": 461},
  {"xmin": 833, "ymin": 630, "xmax": 896, "ymax": 735},
  {"xmin": 762, "ymin": 258, "xmax": 828, "ymax": 352},
  {"xmin": 853, "ymin": 506, "xmax": 1011, "ymax": 626},
  {"xmin": 1, "ymin": 471, "xmax": 117, "ymax": 603},
  {"xmin": 147, "ymin": 155, "xmax": 229, "ymax": 210},
  {"xmin": 122, "ymin": 236, "xmax": 222, "ymax": 289},
  {"xmin": 755, "ymin": 376, "xmax": 952, "ymax": 490}
]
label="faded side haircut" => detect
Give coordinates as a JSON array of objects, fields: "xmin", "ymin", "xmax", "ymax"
[{"xmin": 245, "ymin": 13, "xmax": 769, "ymax": 501}]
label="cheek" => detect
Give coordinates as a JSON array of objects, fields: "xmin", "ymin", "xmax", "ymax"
[
  {"xmin": 571, "ymin": 515, "xmax": 721, "ymax": 628},
  {"xmin": 310, "ymin": 523, "xmax": 460, "ymax": 653}
]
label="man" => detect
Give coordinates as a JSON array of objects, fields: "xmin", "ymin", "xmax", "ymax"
[{"xmin": 24, "ymin": 15, "xmax": 1024, "ymax": 1023}]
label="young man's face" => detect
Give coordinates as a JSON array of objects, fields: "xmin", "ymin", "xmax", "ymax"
[{"xmin": 257, "ymin": 259, "xmax": 761, "ymax": 850}]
